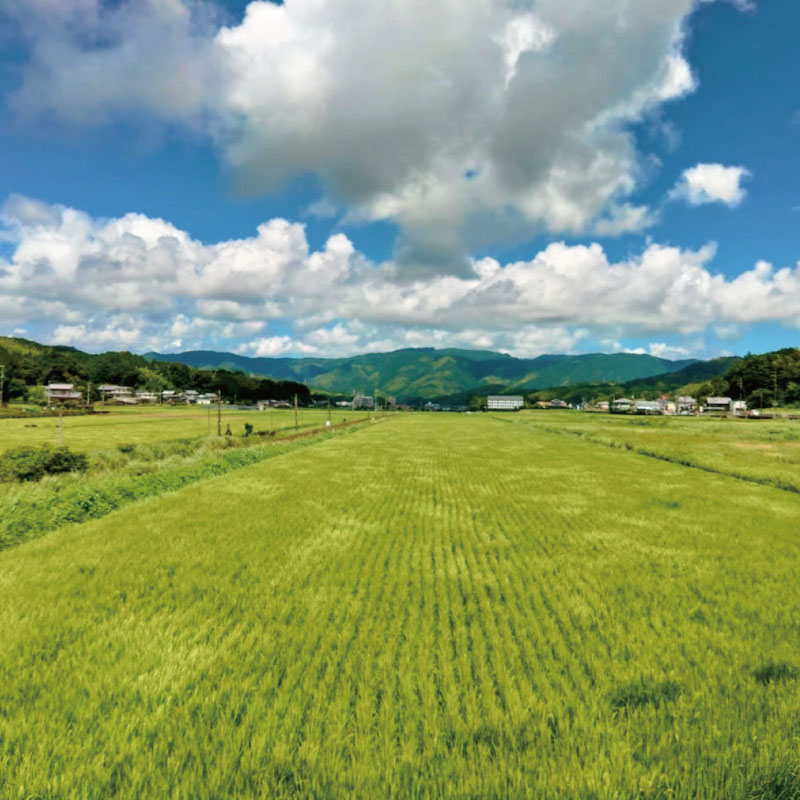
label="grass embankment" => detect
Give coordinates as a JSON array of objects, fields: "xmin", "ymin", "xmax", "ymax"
[
  {"xmin": 0, "ymin": 418, "xmax": 375, "ymax": 551},
  {"xmin": 1, "ymin": 414, "xmax": 799, "ymax": 798}
]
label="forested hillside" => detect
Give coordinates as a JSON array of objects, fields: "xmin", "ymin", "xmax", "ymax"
[
  {"xmin": 0, "ymin": 337, "xmax": 311, "ymax": 404},
  {"xmin": 147, "ymin": 347, "xmax": 695, "ymax": 400}
]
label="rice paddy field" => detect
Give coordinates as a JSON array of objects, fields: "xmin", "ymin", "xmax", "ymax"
[{"xmin": 1, "ymin": 410, "xmax": 799, "ymax": 798}]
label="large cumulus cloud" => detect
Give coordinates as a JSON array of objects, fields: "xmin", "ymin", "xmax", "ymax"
[{"xmin": 5, "ymin": 0, "xmax": 714, "ymax": 273}]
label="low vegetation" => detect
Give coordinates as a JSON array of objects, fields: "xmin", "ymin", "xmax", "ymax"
[{"xmin": 0, "ymin": 444, "xmax": 88, "ymax": 482}]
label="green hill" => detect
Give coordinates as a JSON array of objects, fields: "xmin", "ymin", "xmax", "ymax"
[{"xmin": 146, "ymin": 347, "xmax": 696, "ymax": 401}]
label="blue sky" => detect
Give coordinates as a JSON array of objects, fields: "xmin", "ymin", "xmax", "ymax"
[{"xmin": 0, "ymin": 0, "xmax": 797, "ymax": 360}]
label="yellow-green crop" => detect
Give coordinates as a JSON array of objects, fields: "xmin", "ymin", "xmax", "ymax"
[{"xmin": 1, "ymin": 412, "xmax": 799, "ymax": 798}]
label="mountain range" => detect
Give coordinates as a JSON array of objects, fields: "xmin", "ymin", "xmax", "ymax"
[{"xmin": 146, "ymin": 347, "xmax": 702, "ymax": 401}]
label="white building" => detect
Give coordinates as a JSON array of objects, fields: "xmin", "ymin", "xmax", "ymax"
[{"xmin": 487, "ymin": 395, "xmax": 524, "ymax": 411}]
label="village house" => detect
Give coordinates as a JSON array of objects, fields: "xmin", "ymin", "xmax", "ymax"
[
  {"xmin": 45, "ymin": 383, "xmax": 83, "ymax": 404},
  {"xmin": 135, "ymin": 391, "xmax": 158, "ymax": 404},
  {"xmin": 677, "ymin": 395, "xmax": 697, "ymax": 414},
  {"xmin": 704, "ymin": 396, "xmax": 733, "ymax": 414},
  {"xmin": 611, "ymin": 397, "xmax": 633, "ymax": 413},
  {"xmin": 633, "ymin": 399, "xmax": 662, "ymax": 415}
]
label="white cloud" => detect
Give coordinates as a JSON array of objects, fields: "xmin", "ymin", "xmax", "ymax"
[
  {"xmin": 647, "ymin": 342, "xmax": 693, "ymax": 359},
  {"xmin": 671, "ymin": 163, "xmax": 751, "ymax": 207},
  {"xmin": 6, "ymin": 0, "xmax": 736, "ymax": 271},
  {"xmin": 2, "ymin": 196, "xmax": 800, "ymax": 358}
]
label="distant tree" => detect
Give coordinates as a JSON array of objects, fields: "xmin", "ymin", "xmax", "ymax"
[
  {"xmin": 136, "ymin": 366, "xmax": 169, "ymax": 394},
  {"xmin": 696, "ymin": 383, "xmax": 713, "ymax": 404},
  {"xmin": 25, "ymin": 385, "xmax": 48, "ymax": 406}
]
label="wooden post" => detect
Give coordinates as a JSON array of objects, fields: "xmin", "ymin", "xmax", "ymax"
[{"xmin": 217, "ymin": 391, "xmax": 222, "ymax": 436}]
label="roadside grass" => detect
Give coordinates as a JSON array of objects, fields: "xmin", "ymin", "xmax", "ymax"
[{"xmin": 1, "ymin": 414, "xmax": 799, "ymax": 797}]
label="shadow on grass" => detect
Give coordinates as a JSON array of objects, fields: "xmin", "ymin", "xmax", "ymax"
[
  {"xmin": 609, "ymin": 679, "xmax": 682, "ymax": 714},
  {"xmin": 753, "ymin": 662, "xmax": 799, "ymax": 686}
]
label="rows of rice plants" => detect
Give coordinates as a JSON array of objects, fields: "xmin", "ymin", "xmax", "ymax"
[{"xmin": 1, "ymin": 413, "xmax": 799, "ymax": 798}]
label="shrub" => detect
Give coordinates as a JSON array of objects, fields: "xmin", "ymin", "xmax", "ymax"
[{"xmin": 0, "ymin": 445, "xmax": 89, "ymax": 482}]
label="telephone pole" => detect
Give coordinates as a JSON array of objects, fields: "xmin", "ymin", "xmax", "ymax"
[
  {"xmin": 217, "ymin": 391, "xmax": 222, "ymax": 436},
  {"xmin": 0, "ymin": 364, "xmax": 5, "ymax": 408},
  {"xmin": 327, "ymin": 397, "xmax": 331, "ymax": 426},
  {"xmin": 773, "ymin": 369, "xmax": 778, "ymax": 407},
  {"xmin": 294, "ymin": 393, "xmax": 299, "ymax": 430}
]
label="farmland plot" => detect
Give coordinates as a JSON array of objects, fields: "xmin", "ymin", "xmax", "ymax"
[{"xmin": 1, "ymin": 413, "xmax": 799, "ymax": 798}]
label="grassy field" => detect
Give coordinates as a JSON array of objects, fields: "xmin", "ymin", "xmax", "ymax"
[
  {"xmin": 1, "ymin": 412, "xmax": 799, "ymax": 798},
  {"xmin": 0, "ymin": 405, "xmax": 364, "ymax": 454}
]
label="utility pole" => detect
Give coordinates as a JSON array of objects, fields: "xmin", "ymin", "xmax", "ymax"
[
  {"xmin": 217, "ymin": 391, "xmax": 222, "ymax": 436},
  {"xmin": 294, "ymin": 393, "xmax": 299, "ymax": 430},
  {"xmin": 58, "ymin": 410, "xmax": 63, "ymax": 447},
  {"xmin": 773, "ymin": 369, "xmax": 779, "ymax": 407},
  {"xmin": 87, "ymin": 381, "xmax": 92, "ymax": 410},
  {"xmin": 327, "ymin": 397, "xmax": 331, "ymax": 427},
  {"xmin": 0, "ymin": 364, "xmax": 5, "ymax": 408}
]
